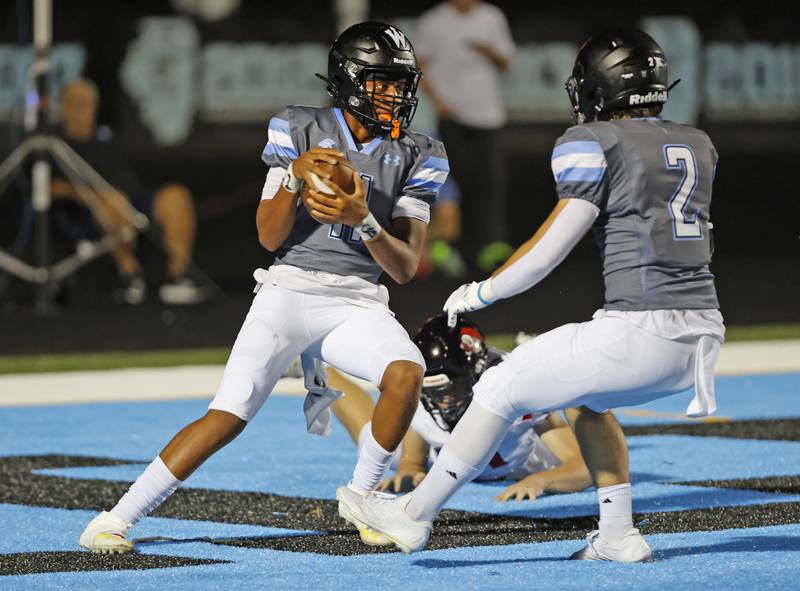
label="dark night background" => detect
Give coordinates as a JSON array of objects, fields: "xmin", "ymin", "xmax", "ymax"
[{"xmin": 0, "ymin": 0, "xmax": 798, "ymax": 353}]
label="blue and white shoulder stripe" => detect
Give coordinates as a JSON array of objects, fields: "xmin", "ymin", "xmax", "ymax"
[
  {"xmin": 405, "ymin": 155, "xmax": 450, "ymax": 191},
  {"xmin": 551, "ymin": 140, "xmax": 607, "ymax": 184},
  {"xmin": 263, "ymin": 117, "xmax": 299, "ymax": 161}
]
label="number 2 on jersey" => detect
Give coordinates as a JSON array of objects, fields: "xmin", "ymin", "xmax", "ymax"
[
  {"xmin": 328, "ymin": 173, "xmax": 374, "ymax": 245},
  {"xmin": 663, "ymin": 145, "xmax": 702, "ymax": 240}
]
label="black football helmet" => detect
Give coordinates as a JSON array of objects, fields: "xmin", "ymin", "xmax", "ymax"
[
  {"xmin": 413, "ymin": 314, "xmax": 489, "ymax": 432},
  {"xmin": 565, "ymin": 29, "xmax": 671, "ymax": 124},
  {"xmin": 318, "ymin": 21, "xmax": 421, "ymax": 139}
]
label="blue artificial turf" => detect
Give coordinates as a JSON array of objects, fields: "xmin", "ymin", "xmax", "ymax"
[{"xmin": 1, "ymin": 372, "xmax": 799, "ymax": 589}]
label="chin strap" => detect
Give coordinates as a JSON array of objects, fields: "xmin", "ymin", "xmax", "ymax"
[
  {"xmin": 667, "ymin": 78, "xmax": 682, "ymax": 92},
  {"xmin": 315, "ymin": 73, "xmax": 334, "ymax": 97}
]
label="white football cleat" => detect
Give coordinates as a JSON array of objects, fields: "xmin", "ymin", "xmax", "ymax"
[
  {"xmin": 79, "ymin": 511, "xmax": 135, "ymax": 554},
  {"xmin": 336, "ymin": 485, "xmax": 432, "ymax": 554},
  {"xmin": 570, "ymin": 529, "xmax": 652, "ymax": 562},
  {"xmin": 336, "ymin": 483, "xmax": 393, "ymax": 547}
]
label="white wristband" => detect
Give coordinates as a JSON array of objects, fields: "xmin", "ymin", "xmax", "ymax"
[
  {"xmin": 356, "ymin": 211, "xmax": 382, "ymax": 242},
  {"xmin": 282, "ymin": 162, "xmax": 302, "ymax": 193}
]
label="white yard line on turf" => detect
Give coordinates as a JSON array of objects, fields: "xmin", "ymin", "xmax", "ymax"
[{"xmin": 0, "ymin": 339, "xmax": 799, "ymax": 408}]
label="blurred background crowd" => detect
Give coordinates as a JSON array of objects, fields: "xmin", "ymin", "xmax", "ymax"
[{"xmin": 0, "ymin": 0, "xmax": 798, "ymax": 354}]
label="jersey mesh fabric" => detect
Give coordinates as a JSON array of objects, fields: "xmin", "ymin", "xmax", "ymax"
[{"xmin": 551, "ymin": 119, "xmax": 719, "ymax": 310}]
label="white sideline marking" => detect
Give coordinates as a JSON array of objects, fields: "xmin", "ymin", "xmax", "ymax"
[
  {"xmin": 716, "ymin": 339, "xmax": 800, "ymax": 376},
  {"xmin": 0, "ymin": 365, "xmax": 376, "ymax": 407},
  {"xmin": 0, "ymin": 340, "xmax": 798, "ymax": 408}
]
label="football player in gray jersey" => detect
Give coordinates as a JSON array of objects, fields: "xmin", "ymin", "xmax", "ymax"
[
  {"xmin": 79, "ymin": 22, "xmax": 449, "ymax": 554},
  {"xmin": 338, "ymin": 30, "xmax": 726, "ymax": 562}
]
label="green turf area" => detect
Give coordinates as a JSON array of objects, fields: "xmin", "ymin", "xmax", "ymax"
[
  {"xmin": 0, "ymin": 348, "xmax": 231, "ymax": 375},
  {"xmin": 1, "ymin": 323, "xmax": 799, "ymax": 375}
]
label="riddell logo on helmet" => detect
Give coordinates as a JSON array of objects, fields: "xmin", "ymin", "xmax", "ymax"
[
  {"xmin": 629, "ymin": 91, "xmax": 667, "ymax": 105},
  {"xmin": 392, "ymin": 57, "xmax": 413, "ymax": 65}
]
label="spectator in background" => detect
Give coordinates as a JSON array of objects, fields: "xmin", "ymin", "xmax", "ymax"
[
  {"xmin": 52, "ymin": 79, "xmax": 210, "ymax": 305},
  {"xmin": 416, "ymin": 0, "xmax": 515, "ymax": 272},
  {"xmin": 416, "ymin": 174, "xmax": 467, "ymax": 279}
]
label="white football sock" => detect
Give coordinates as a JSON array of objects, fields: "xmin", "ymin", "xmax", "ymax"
[
  {"xmin": 597, "ymin": 482, "xmax": 633, "ymax": 541},
  {"xmin": 350, "ymin": 428, "xmax": 394, "ymax": 493},
  {"xmin": 405, "ymin": 402, "xmax": 512, "ymax": 522},
  {"xmin": 109, "ymin": 455, "xmax": 182, "ymax": 525}
]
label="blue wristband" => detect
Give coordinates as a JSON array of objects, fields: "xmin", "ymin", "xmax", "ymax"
[{"xmin": 477, "ymin": 281, "xmax": 494, "ymax": 306}]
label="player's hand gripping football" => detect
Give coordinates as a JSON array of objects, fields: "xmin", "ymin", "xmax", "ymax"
[
  {"xmin": 306, "ymin": 172, "xmax": 369, "ymax": 227},
  {"xmin": 443, "ymin": 280, "xmax": 496, "ymax": 327},
  {"xmin": 291, "ymin": 147, "xmax": 344, "ymax": 187}
]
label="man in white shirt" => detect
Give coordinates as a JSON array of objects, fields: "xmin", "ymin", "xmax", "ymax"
[{"xmin": 416, "ymin": 0, "xmax": 515, "ymax": 271}]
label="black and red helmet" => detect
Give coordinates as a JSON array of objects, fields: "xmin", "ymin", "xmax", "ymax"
[{"xmin": 413, "ymin": 314, "xmax": 488, "ymax": 431}]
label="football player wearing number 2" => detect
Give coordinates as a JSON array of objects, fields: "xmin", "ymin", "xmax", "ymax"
[
  {"xmin": 339, "ymin": 30, "xmax": 726, "ymax": 562},
  {"xmin": 79, "ymin": 22, "xmax": 449, "ymax": 553}
]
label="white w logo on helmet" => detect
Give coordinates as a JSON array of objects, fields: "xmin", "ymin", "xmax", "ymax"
[{"xmin": 384, "ymin": 26, "xmax": 408, "ymax": 50}]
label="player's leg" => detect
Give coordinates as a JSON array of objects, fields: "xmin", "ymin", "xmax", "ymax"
[
  {"xmin": 149, "ymin": 183, "xmax": 212, "ymax": 304},
  {"xmin": 151, "ymin": 183, "xmax": 195, "ymax": 280},
  {"xmin": 93, "ymin": 189, "xmax": 146, "ymax": 303},
  {"xmin": 564, "ymin": 407, "xmax": 628, "ymax": 490},
  {"xmin": 348, "ymin": 317, "xmax": 696, "ymax": 554},
  {"xmin": 304, "ymin": 306, "xmax": 421, "ymax": 546},
  {"xmin": 315, "ymin": 307, "xmax": 424, "ymax": 493},
  {"xmin": 562, "ymin": 406, "xmax": 651, "ymax": 561},
  {"xmin": 438, "ymin": 118, "xmax": 477, "ymax": 265},
  {"xmin": 79, "ymin": 283, "xmax": 309, "ymax": 553},
  {"xmin": 79, "ymin": 407, "xmax": 248, "ymax": 554},
  {"xmin": 159, "ymin": 410, "xmax": 245, "ymax": 480},
  {"xmin": 371, "ymin": 360, "xmax": 423, "ymax": 452},
  {"xmin": 327, "ymin": 368, "xmax": 376, "ymax": 444}
]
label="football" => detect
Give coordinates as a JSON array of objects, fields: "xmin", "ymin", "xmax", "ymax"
[{"xmin": 302, "ymin": 156, "xmax": 358, "ymax": 220}]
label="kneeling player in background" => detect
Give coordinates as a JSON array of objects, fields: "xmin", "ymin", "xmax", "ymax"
[{"xmin": 330, "ymin": 314, "xmax": 592, "ymax": 502}]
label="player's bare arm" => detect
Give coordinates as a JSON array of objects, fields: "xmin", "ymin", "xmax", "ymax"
[
  {"xmin": 256, "ymin": 147, "xmax": 344, "ymax": 251},
  {"xmin": 469, "ymin": 41, "xmax": 511, "ymax": 71},
  {"xmin": 496, "ymin": 413, "xmax": 592, "ymax": 502},
  {"xmin": 416, "ymin": 58, "xmax": 452, "ymax": 117},
  {"xmin": 50, "ymin": 178, "xmax": 79, "ymax": 200},
  {"xmin": 307, "ymin": 172, "xmax": 427, "ymax": 284}
]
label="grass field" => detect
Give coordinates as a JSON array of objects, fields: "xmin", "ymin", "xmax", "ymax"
[{"xmin": 1, "ymin": 323, "xmax": 799, "ymax": 376}]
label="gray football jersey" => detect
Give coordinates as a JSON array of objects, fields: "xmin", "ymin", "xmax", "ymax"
[
  {"xmin": 261, "ymin": 106, "xmax": 449, "ymax": 283},
  {"xmin": 551, "ymin": 118, "xmax": 719, "ymax": 310}
]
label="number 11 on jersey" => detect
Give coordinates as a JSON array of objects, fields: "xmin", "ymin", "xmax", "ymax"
[
  {"xmin": 328, "ymin": 173, "xmax": 374, "ymax": 245},
  {"xmin": 663, "ymin": 145, "xmax": 702, "ymax": 240}
]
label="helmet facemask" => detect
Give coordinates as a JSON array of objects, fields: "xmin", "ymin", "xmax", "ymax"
[
  {"xmin": 321, "ymin": 22, "xmax": 422, "ymax": 139},
  {"xmin": 344, "ymin": 66, "xmax": 420, "ymax": 138},
  {"xmin": 565, "ymin": 62, "xmax": 605, "ymax": 124},
  {"xmin": 420, "ymin": 373, "xmax": 475, "ymax": 432},
  {"xmin": 413, "ymin": 313, "xmax": 488, "ymax": 432}
]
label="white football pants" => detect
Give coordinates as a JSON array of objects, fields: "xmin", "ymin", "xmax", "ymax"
[
  {"xmin": 208, "ymin": 282, "xmax": 424, "ymax": 422},
  {"xmin": 473, "ymin": 313, "xmax": 713, "ymax": 420}
]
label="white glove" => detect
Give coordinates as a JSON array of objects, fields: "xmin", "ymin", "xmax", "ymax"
[
  {"xmin": 300, "ymin": 353, "xmax": 344, "ymax": 437},
  {"xmin": 442, "ymin": 279, "xmax": 496, "ymax": 327}
]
